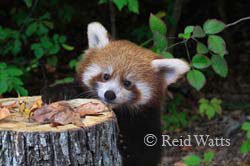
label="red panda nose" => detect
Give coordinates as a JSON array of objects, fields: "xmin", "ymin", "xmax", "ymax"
[{"xmin": 104, "ymin": 90, "xmax": 116, "ymax": 101}]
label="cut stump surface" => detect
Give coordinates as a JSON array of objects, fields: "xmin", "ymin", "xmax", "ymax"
[{"xmin": 0, "ymin": 96, "xmax": 121, "ymax": 166}]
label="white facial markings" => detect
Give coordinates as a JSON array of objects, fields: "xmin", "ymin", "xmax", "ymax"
[
  {"xmin": 103, "ymin": 65, "xmax": 113, "ymax": 74},
  {"xmin": 135, "ymin": 81, "xmax": 152, "ymax": 105},
  {"xmin": 97, "ymin": 76, "xmax": 132, "ymax": 104},
  {"xmin": 82, "ymin": 64, "xmax": 102, "ymax": 87}
]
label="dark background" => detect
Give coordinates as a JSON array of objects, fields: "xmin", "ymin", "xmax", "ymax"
[{"xmin": 1, "ymin": 0, "xmax": 250, "ymax": 164}]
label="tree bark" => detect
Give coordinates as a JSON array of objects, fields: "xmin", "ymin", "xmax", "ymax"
[{"xmin": 0, "ymin": 97, "xmax": 122, "ymax": 166}]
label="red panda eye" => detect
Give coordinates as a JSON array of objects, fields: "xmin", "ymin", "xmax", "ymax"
[
  {"xmin": 123, "ymin": 80, "xmax": 132, "ymax": 88},
  {"xmin": 103, "ymin": 73, "xmax": 110, "ymax": 81}
]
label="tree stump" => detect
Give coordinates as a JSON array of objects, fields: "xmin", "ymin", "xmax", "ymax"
[{"xmin": 0, "ymin": 97, "xmax": 122, "ymax": 166}]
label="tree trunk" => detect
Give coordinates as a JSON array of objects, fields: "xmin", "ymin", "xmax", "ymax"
[{"xmin": 0, "ymin": 97, "xmax": 122, "ymax": 166}]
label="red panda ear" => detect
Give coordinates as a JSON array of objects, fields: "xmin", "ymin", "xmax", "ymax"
[
  {"xmin": 87, "ymin": 22, "xmax": 110, "ymax": 49},
  {"xmin": 151, "ymin": 58, "xmax": 190, "ymax": 85}
]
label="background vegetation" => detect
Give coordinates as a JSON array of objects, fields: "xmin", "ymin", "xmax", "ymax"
[{"xmin": 0, "ymin": 0, "xmax": 250, "ymax": 165}]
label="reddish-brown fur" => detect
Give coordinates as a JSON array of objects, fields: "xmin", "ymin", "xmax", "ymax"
[{"xmin": 77, "ymin": 40, "xmax": 166, "ymax": 108}]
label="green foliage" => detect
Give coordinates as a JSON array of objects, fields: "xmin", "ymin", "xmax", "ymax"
[
  {"xmin": 0, "ymin": 63, "xmax": 28, "ymax": 96},
  {"xmin": 53, "ymin": 77, "xmax": 75, "ymax": 86},
  {"xmin": 178, "ymin": 25, "xmax": 194, "ymax": 39},
  {"xmin": 184, "ymin": 151, "xmax": 214, "ymax": 166},
  {"xmin": 196, "ymin": 42, "xmax": 208, "ymax": 54},
  {"xmin": 193, "ymin": 26, "xmax": 206, "ymax": 38},
  {"xmin": 198, "ymin": 98, "xmax": 222, "ymax": 120},
  {"xmin": 69, "ymin": 55, "xmax": 83, "ymax": 70},
  {"xmin": 203, "ymin": 19, "xmax": 226, "ymax": 34},
  {"xmin": 0, "ymin": 2, "xmax": 75, "ymax": 96},
  {"xmin": 241, "ymin": 122, "xmax": 250, "ymax": 153},
  {"xmin": 192, "ymin": 54, "xmax": 211, "ymax": 69},
  {"xmin": 149, "ymin": 14, "xmax": 172, "ymax": 59},
  {"xmin": 163, "ymin": 94, "xmax": 189, "ymax": 131},
  {"xmin": 147, "ymin": 15, "xmax": 229, "ymax": 91},
  {"xmin": 62, "ymin": 44, "xmax": 75, "ymax": 51},
  {"xmin": 99, "ymin": 0, "xmax": 139, "ymax": 14},
  {"xmin": 211, "ymin": 54, "xmax": 228, "ymax": 77},
  {"xmin": 184, "ymin": 155, "xmax": 201, "ymax": 166},
  {"xmin": 23, "ymin": 0, "xmax": 32, "ymax": 8},
  {"xmin": 208, "ymin": 35, "xmax": 227, "ymax": 55},
  {"xmin": 187, "ymin": 69, "xmax": 206, "ymax": 91},
  {"xmin": 150, "ymin": 14, "xmax": 167, "ymax": 35},
  {"xmin": 153, "ymin": 32, "xmax": 167, "ymax": 52}
]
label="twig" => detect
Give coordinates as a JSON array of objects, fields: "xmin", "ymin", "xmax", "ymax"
[
  {"xmin": 140, "ymin": 38, "xmax": 153, "ymax": 47},
  {"xmin": 167, "ymin": 0, "xmax": 184, "ymax": 52},
  {"xmin": 166, "ymin": 39, "xmax": 187, "ymax": 50},
  {"xmin": 109, "ymin": 0, "xmax": 116, "ymax": 38},
  {"xmin": 184, "ymin": 41, "xmax": 192, "ymax": 64},
  {"xmin": 226, "ymin": 16, "xmax": 250, "ymax": 28}
]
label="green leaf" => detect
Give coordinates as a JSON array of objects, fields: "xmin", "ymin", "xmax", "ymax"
[
  {"xmin": 196, "ymin": 42, "xmax": 208, "ymax": 54},
  {"xmin": 240, "ymin": 141, "xmax": 250, "ymax": 153},
  {"xmin": 69, "ymin": 59, "xmax": 77, "ymax": 69},
  {"xmin": 41, "ymin": 36, "xmax": 53, "ymax": 49},
  {"xmin": 178, "ymin": 33, "xmax": 191, "ymax": 39},
  {"xmin": 153, "ymin": 32, "xmax": 167, "ymax": 52},
  {"xmin": 23, "ymin": 0, "xmax": 32, "ymax": 8},
  {"xmin": 31, "ymin": 43, "xmax": 41, "ymax": 50},
  {"xmin": 0, "ymin": 80, "xmax": 8, "ymax": 94},
  {"xmin": 193, "ymin": 26, "xmax": 206, "ymax": 38},
  {"xmin": 242, "ymin": 122, "xmax": 250, "ymax": 131},
  {"xmin": 0, "ymin": 72, "xmax": 8, "ymax": 80},
  {"xmin": 211, "ymin": 98, "xmax": 222, "ymax": 105},
  {"xmin": 6, "ymin": 68, "xmax": 23, "ymax": 76},
  {"xmin": 184, "ymin": 25, "xmax": 194, "ymax": 34},
  {"xmin": 161, "ymin": 52, "xmax": 173, "ymax": 58},
  {"xmin": 192, "ymin": 54, "xmax": 211, "ymax": 69},
  {"xmin": 149, "ymin": 14, "xmax": 167, "ymax": 35},
  {"xmin": 14, "ymin": 86, "xmax": 28, "ymax": 96},
  {"xmin": 37, "ymin": 23, "xmax": 49, "ymax": 35},
  {"xmin": 127, "ymin": 0, "xmax": 139, "ymax": 14},
  {"xmin": 199, "ymin": 103, "xmax": 208, "ymax": 115},
  {"xmin": 187, "ymin": 70, "xmax": 206, "ymax": 91},
  {"xmin": 212, "ymin": 103, "xmax": 222, "ymax": 115},
  {"xmin": 59, "ymin": 36, "xmax": 66, "ymax": 43},
  {"xmin": 34, "ymin": 47, "xmax": 44, "ymax": 59},
  {"xmin": 211, "ymin": 54, "xmax": 228, "ymax": 77},
  {"xmin": 184, "ymin": 155, "xmax": 201, "ymax": 166},
  {"xmin": 62, "ymin": 43, "xmax": 74, "ymax": 51},
  {"xmin": 206, "ymin": 104, "xmax": 215, "ymax": 119},
  {"xmin": 48, "ymin": 44, "xmax": 60, "ymax": 55},
  {"xmin": 54, "ymin": 77, "xmax": 75, "ymax": 85},
  {"xmin": 0, "ymin": 63, "xmax": 7, "ymax": 70},
  {"xmin": 247, "ymin": 131, "xmax": 250, "ymax": 140},
  {"xmin": 208, "ymin": 35, "xmax": 227, "ymax": 55},
  {"xmin": 199, "ymin": 98, "xmax": 209, "ymax": 104},
  {"xmin": 0, "ymin": 27, "xmax": 9, "ymax": 40},
  {"xmin": 53, "ymin": 34, "xmax": 59, "ymax": 41},
  {"xmin": 99, "ymin": 0, "xmax": 108, "ymax": 4},
  {"xmin": 11, "ymin": 77, "xmax": 24, "ymax": 86},
  {"xmin": 203, "ymin": 19, "xmax": 226, "ymax": 34},
  {"xmin": 204, "ymin": 151, "xmax": 214, "ymax": 163},
  {"xmin": 113, "ymin": 0, "xmax": 127, "ymax": 11},
  {"xmin": 25, "ymin": 22, "xmax": 37, "ymax": 36}
]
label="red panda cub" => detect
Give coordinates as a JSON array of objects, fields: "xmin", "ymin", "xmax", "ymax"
[{"xmin": 42, "ymin": 22, "xmax": 190, "ymax": 166}]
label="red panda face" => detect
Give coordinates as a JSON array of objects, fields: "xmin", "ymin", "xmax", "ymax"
[
  {"xmin": 77, "ymin": 22, "xmax": 190, "ymax": 109},
  {"xmin": 79, "ymin": 44, "xmax": 158, "ymax": 108}
]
